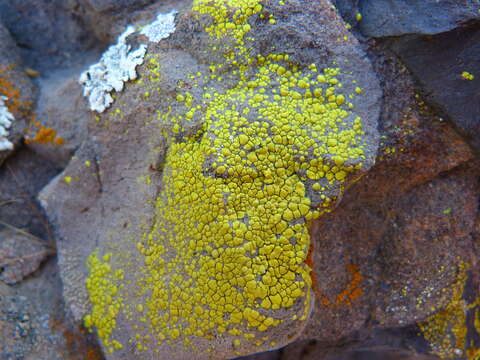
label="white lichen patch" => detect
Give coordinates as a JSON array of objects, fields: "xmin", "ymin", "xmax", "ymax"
[
  {"xmin": 79, "ymin": 26, "xmax": 147, "ymax": 113},
  {"xmin": 0, "ymin": 96, "xmax": 14, "ymax": 151},
  {"xmin": 140, "ymin": 9, "xmax": 177, "ymax": 42}
]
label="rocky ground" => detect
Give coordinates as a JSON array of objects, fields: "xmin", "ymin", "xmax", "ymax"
[{"xmin": 0, "ymin": 0, "xmax": 479, "ymax": 359}]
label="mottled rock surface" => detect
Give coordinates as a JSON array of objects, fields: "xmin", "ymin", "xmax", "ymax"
[
  {"xmin": 1, "ymin": 0, "xmax": 480, "ymax": 359},
  {"xmin": 0, "ymin": 0, "xmax": 97, "ymax": 72},
  {"xmin": 359, "ymin": 0, "xmax": 480, "ymax": 37},
  {"xmin": 386, "ymin": 25, "xmax": 480, "ymax": 151},
  {"xmin": 27, "ymin": 67, "xmax": 92, "ymax": 167}
]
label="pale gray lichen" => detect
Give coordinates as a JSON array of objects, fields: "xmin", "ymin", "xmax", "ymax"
[
  {"xmin": 0, "ymin": 96, "xmax": 14, "ymax": 151},
  {"xmin": 79, "ymin": 26, "xmax": 147, "ymax": 113},
  {"xmin": 140, "ymin": 9, "xmax": 178, "ymax": 42}
]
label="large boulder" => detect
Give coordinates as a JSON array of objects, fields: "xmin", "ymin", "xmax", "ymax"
[{"xmin": 39, "ymin": 0, "xmax": 381, "ymax": 358}]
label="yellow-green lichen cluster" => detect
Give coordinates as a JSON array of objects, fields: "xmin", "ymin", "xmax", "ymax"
[
  {"xmin": 462, "ymin": 71, "xmax": 475, "ymax": 81},
  {"xmin": 418, "ymin": 262, "xmax": 480, "ymax": 360},
  {"xmin": 84, "ymin": 252, "xmax": 125, "ymax": 353},
  {"xmin": 85, "ymin": 0, "xmax": 370, "ymax": 354}
]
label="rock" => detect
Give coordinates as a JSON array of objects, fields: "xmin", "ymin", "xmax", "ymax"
[
  {"xmin": 296, "ymin": 43, "xmax": 480, "ymax": 359},
  {"xmin": 359, "ymin": 0, "xmax": 480, "ymax": 37},
  {"xmin": 0, "ymin": 258, "xmax": 104, "ymax": 360},
  {"xmin": 0, "ymin": 0, "xmax": 98, "ymax": 72},
  {"xmin": 281, "ymin": 340, "xmax": 441, "ymax": 360},
  {"xmin": 331, "ymin": 0, "xmax": 360, "ymax": 28},
  {"xmin": 76, "ymin": 1, "xmax": 189, "ymax": 45},
  {"xmin": 0, "ymin": 22, "xmax": 36, "ymax": 165},
  {"xmin": 39, "ymin": 0, "xmax": 381, "ymax": 358},
  {"xmin": 27, "ymin": 67, "xmax": 91, "ymax": 167},
  {"xmin": 386, "ymin": 25, "xmax": 480, "ymax": 152},
  {"xmin": 0, "ymin": 229, "xmax": 54, "ymax": 285},
  {"xmin": 0, "ymin": 147, "xmax": 61, "ymax": 240},
  {"xmin": 83, "ymin": 0, "xmax": 153, "ymax": 12}
]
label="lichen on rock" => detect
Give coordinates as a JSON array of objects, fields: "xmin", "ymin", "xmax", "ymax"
[
  {"xmin": 41, "ymin": 0, "xmax": 381, "ymax": 358},
  {"xmin": 140, "ymin": 9, "xmax": 178, "ymax": 43},
  {"xmin": 0, "ymin": 95, "xmax": 14, "ymax": 151},
  {"xmin": 79, "ymin": 26, "xmax": 147, "ymax": 113}
]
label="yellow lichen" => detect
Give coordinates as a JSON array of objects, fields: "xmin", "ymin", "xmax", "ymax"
[
  {"xmin": 462, "ymin": 71, "xmax": 475, "ymax": 81},
  {"xmin": 85, "ymin": 0, "xmax": 369, "ymax": 353},
  {"xmin": 85, "ymin": 252, "xmax": 124, "ymax": 353},
  {"xmin": 418, "ymin": 262, "xmax": 470, "ymax": 358}
]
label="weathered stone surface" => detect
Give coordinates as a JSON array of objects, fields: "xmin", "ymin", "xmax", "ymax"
[
  {"xmin": 0, "ymin": 258, "xmax": 104, "ymax": 360},
  {"xmin": 295, "ymin": 42, "xmax": 480, "ymax": 359},
  {"xmin": 83, "ymin": 0, "xmax": 153, "ymax": 12},
  {"xmin": 386, "ymin": 24, "xmax": 480, "ymax": 152},
  {"xmin": 0, "ymin": 22, "xmax": 36, "ymax": 164},
  {"xmin": 39, "ymin": 0, "xmax": 381, "ymax": 358},
  {"xmin": 27, "ymin": 67, "xmax": 91, "ymax": 167},
  {"xmin": 0, "ymin": 229, "xmax": 54, "ymax": 285},
  {"xmin": 0, "ymin": 147, "xmax": 60, "ymax": 240},
  {"xmin": 0, "ymin": 0, "xmax": 97, "ymax": 72},
  {"xmin": 76, "ymin": 1, "xmax": 189, "ymax": 45},
  {"xmin": 359, "ymin": 0, "xmax": 480, "ymax": 37}
]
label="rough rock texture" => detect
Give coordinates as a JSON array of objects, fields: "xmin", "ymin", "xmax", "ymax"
[
  {"xmin": 0, "ymin": 147, "xmax": 60, "ymax": 239},
  {"xmin": 0, "ymin": 0, "xmax": 98, "ymax": 72},
  {"xmin": 27, "ymin": 67, "xmax": 91, "ymax": 167},
  {"xmin": 0, "ymin": 148, "xmax": 102, "ymax": 359},
  {"xmin": 0, "ymin": 229, "xmax": 54, "ymax": 285},
  {"xmin": 0, "ymin": 22, "xmax": 36, "ymax": 164},
  {"xmin": 358, "ymin": 0, "xmax": 480, "ymax": 37},
  {"xmin": 39, "ymin": 0, "xmax": 381, "ymax": 358},
  {"xmin": 75, "ymin": 0, "xmax": 191, "ymax": 45},
  {"xmin": 0, "ymin": 259, "xmax": 104, "ymax": 360},
  {"xmin": 1, "ymin": 0, "xmax": 480, "ymax": 359},
  {"xmin": 386, "ymin": 24, "xmax": 480, "ymax": 151}
]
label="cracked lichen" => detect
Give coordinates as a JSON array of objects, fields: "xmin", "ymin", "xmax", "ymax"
[{"xmin": 84, "ymin": 0, "xmax": 373, "ymax": 354}]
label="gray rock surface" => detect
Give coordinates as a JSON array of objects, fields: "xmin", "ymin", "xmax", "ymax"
[
  {"xmin": 0, "ymin": 0, "xmax": 97, "ymax": 72},
  {"xmin": 0, "ymin": 229, "xmax": 54, "ymax": 285},
  {"xmin": 0, "ymin": 147, "xmax": 60, "ymax": 239},
  {"xmin": 386, "ymin": 25, "xmax": 480, "ymax": 151},
  {"xmin": 0, "ymin": 259, "xmax": 104, "ymax": 360},
  {"xmin": 359, "ymin": 0, "xmax": 480, "ymax": 37},
  {"xmin": 27, "ymin": 67, "xmax": 91, "ymax": 167}
]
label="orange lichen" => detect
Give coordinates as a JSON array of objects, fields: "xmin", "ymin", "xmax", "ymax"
[
  {"xmin": 317, "ymin": 263, "xmax": 364, "ymax": 308},
  {"xmin": 0, "ymin": 64, "xmax": 31, "ymax": 117},
  {"xmin": 25, "ymin": 121, "xmax": 65, "ymax": 145},
  {"xmin": 335, "ymin": 264, "xmax": 363, "ymax": 305}
]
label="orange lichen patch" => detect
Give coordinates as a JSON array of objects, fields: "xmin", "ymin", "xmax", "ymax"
[
  {"xmin": 317, "ymin": 263, "xmax": 364, "ymax": 308},
  {"xmin": 467, "ymin": 347, "xmax": 480, "ymax": 360},
  {"xmin": 25, "ymin": 121, "xmax": 65, "ymax": 145},
  {"xmin": 335, "ymin": 264, "xmax": 363, "ymax": 305},
  {"xmin": 0, "ymin": 64, "xmax": 31, "ymax": 117},
  {"xmin": 49, "ymin": 318, "xmax": 104, "ymax": 360}
]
